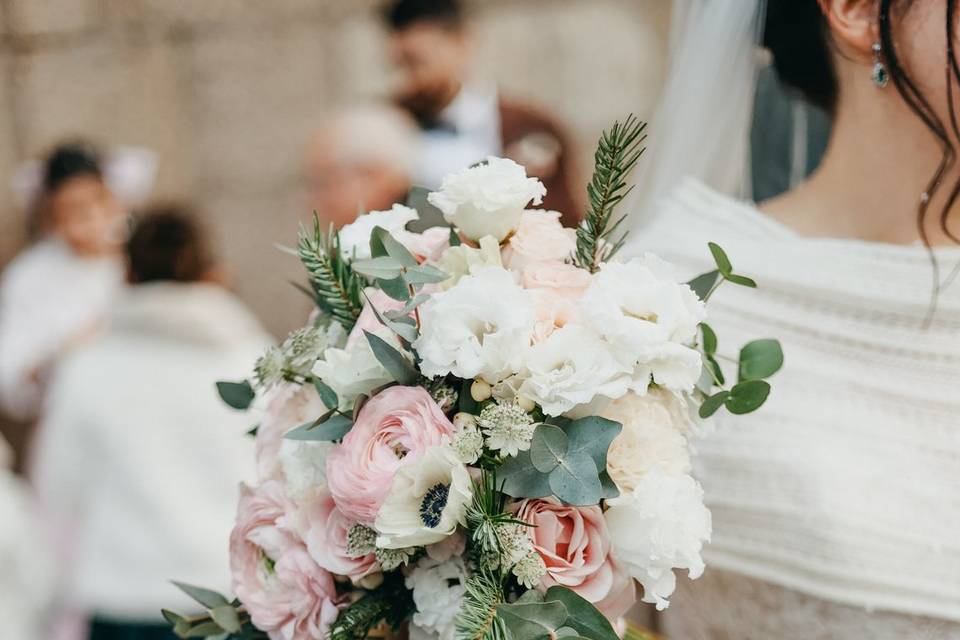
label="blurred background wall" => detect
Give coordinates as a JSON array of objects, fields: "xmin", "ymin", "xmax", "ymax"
[{"xmin": 0, "ymin": 0, "xmax": 670, "ymax": 337}]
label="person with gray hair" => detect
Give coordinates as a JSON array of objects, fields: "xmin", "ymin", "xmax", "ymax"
[{"xmin": 305, "ymin": 104, "xmax": 418, "ymax": 228}]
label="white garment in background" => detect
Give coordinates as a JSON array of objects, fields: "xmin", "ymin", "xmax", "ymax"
[
  {"xmin": 0, "ymin": 436, "xmax": 52, "ymax": 640},
  {"xmin": 0, "ymin": 239, "xmax": 123, "ymax": 420},
  {"xmin": 413, "ymin": 84, "xmax": 503, "ymax": 189},
  {"xmin": 32, "ymin": 282, "xmax": 272, "ymax": 622},
  {"xmin": 635, "ymin": 179, "xmax": 960, "ymax": 638}
]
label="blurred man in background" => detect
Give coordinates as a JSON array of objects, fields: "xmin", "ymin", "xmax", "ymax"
[
  {"xmin": 32, "ymin": 206, "xmax": 270, "ymax": 640},
  {"xmin": 383, "ymin": 0, "xmax": 582, "ymax": 226},
  {"xmin": 306, "ymin": 105, "xmax": 417, "ymax": 228}
]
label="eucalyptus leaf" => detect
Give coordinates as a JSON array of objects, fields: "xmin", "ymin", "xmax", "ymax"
[
  {"xmin": 285, "ymin": 413, "xmax": 353, "ymax": 441},
  {"xmin": 598, "ymin": 470, "xmax": 620, "ymax": 500},
  {"xmin": 705, "ymin": 355, "xmax": 725, "ymax": 386},
  {"xmin": 548, "ymin": 451, "xmax": 603, "ymax": 506},
  {"xmin": 161, "ymin": 609, "xmax": 186, "ymax": 626},
  {"xmin": 499, "ymin": 450, "xmax": 552, "ymax": 499},
  {"xmin": 183, "ymin": 621, "xmax": 226, "ymax": 638},
  {"xmin": 544, "ymin": 586, "xmax": 620, "ymax": 640},
  {"xmin": 172, "ymin": 581, "xmax": 229, "ymax": 609},
  {"xmin": 364, "ymin": 331, "xmax": 419, "ymax": 385},
  {"xmin": 708, "ymin": 242, "xmax": 732, "ymax": 276},
  {"xmin": 496, "ymin": 601, "xmax": 568, "ymax": 640},
  {"xmin": 560, "ymin": 416, "xmax": 621, "ymax": 474},
  {"xmin": 725, "ymin": 380, "xmax": 771, "ymax": 414},
  {"xmin": 377, "ymin": 275, "xmax": 411, "ymax": 301},
  {"xmin": 313, "ymin": 379, "xmax": 339, "ymax": 410},
  {"xmin": 216, "ymin": 380, "xmax": 255, "ymax": 411},
  {"xmin": 402, "ymin": 264, "xmax": 450, "ymax": 285},
  {"xmin": 699, "ymin": 323, "xmax": 718, "ymax": 355},
  {"xmin": 687, "ymin": 270, "xmax": 720, "ymax": 302},
  {"xmin": 530, "ymin": 424, "xmax": 569, "ymax": 473},
  {"xmin": 449, "ymin": 227, "xmax": 462, "ymax": 246},
  {"xmin": 699, "ymin": 391, "xmax": 729, "ymax": 418},
  {"xmin": 726, "ymin": 273, "xmax": 757, "ymax": 288},
  {"xmin": 738, "ymin": 339, "xmax": 784, "ymax": 381},
  {"xmin": 371, "ymin": 226, "xmax": 418, "ymax": 268},
  {"xmin": 210, "ymin": 605, "xmax": 241, "ymax": 633},
  {"xmin": 351, "ymin": 256, "xmax": 404, "ymax": 280}
]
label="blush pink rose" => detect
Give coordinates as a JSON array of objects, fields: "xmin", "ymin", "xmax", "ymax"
[
  {"xmin": 301, "ymin": 491, "xmax": 380, "ymax": 586},
  {"xmin": 346, "ymin": 289, "xmax": 406, "ymax": 350},
  {"xmin": 326, "ymin": 386, "xmax": 456, "ymax": 524},
  {"xmin": 230, "ymin": 482, "xmax": 346, "ymax": 639},
  {"xmin": 501, "ymin": 211, "xmax": 576, "ymax": 271},
  {"xmin": 256, "ymin": 384, "xmax": 326, "ymax": 481},
  {"xmin": 516, "ymin": 497, "xmax": 636, "ymax": 620},
  {"xmin": 521, "ymin": 262, "xmax": 592, "ymax": 300},
  {"xmin": 402, "ymin": 226, "xmax": 450, "ymax": 263}
]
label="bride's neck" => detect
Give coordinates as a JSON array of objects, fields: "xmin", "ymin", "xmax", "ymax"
[{"xmin": 762, "ymin": 78, "xmax": 958, "ymax": 246}]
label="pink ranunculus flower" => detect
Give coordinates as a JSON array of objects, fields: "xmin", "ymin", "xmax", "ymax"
[
  {"xmin": 326, "ymin": 386, "xmax": 456, "ymax": 524},
  {"xmin": 301, "ymin": 491, "xmax": 381, "ymax": 587},
  {"xmin": 346, "ymin": 289, "xmax": 406, "ymax": 351},
  {"xmin": 230, "ymin": 482, "xmax": 346, "ymax": 640},
  {"xmin": 501, "ymin": 210, "xmax": 577, "ymax": 272},
  {"xmin": 256, "ymin": 384, "xmax": 327, "ymax": 481},
  {"xmin": 516, "ymin": 497, "xmax": 636, "ymax": 621}
]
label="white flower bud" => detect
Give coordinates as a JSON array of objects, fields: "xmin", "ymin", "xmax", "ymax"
[{"xmin": 471, "ymin": 379, "xmax": 492, "ymax": 402}]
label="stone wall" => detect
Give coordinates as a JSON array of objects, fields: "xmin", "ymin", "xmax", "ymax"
[{"xmin": 0, "ymin": 0, "xmax": 671, "ymax": 336}]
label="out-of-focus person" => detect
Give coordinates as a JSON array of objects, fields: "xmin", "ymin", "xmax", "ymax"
[
  {"xmin": 0, "ymin": 434, "xmax": 52, "ymax": 640},
  {"xmin": 306, "ymin": 105, "xmax": 417, "ymax": 228},
  {"xmin": 0, "ymin": 143, "xmax": 127, "ymax": 426},
  {"xmin": 31, "ymin": 206, "xmax": 271, "ymax": 640},
  {"xmin": 382, "ymin": 0, "xmax": 583, "ymax": 225}
]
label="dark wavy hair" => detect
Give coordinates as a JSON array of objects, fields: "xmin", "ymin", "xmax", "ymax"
[
  {"xmin": 765, "ymin": 0, "xmax": 960, "ymax": 310},
  {"xmin": 126, "ymin": 205, "xmax": 215, "ymax": 284}
]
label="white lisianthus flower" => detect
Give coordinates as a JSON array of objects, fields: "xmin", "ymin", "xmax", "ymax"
[
  {"xmin": 338, "ymin": 204, "xmax": 419, "ymax": 260},
  {"xmin": 414, "ymin": 267, "xmax": 535, "ymax": 383},
  {"xmin": 374, "ymin": 445, "xmax": 473, "ymax": 549},
  {"xmin": 432, "ymin": 235, "xmax": 503, "ymax": 291},
  {"xmin": 604, "ymin": 468, "xmax": 712, "ymax": 611},
  {"xmin": 311, "ymin": 329, "xmax": 400, "ymax": 411},
  {"xmin": 601, "ymin": 389, "xmax": 693, "ymax": 493},
  {"xmin": 427, "ymin": 157, "xmax": 546, "ymax": 242},
  {"xmin": 405, "ymin": 557, "xmax": 468, "ymax": 640},
  {"xmin": 581, "ymin": 255, "xmax": 706, "ymax": 394},
  {"xmin": 278, "ymin": 439, "xmax": 334, "ymax": 504},
  {"xmin": 518, "ymin": 324, "xmax": 633, "ymax": 417}
]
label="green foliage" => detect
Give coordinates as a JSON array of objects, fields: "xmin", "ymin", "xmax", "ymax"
[
  {"xmin": 573, "ymin": 115, "xmax": 647, "ymax": 272},
  {"xmin": 738, "ymin": 339, "xmax": 784, "ymax": 382},
  {"xmin": 313, "ymin": 378, "xmax": 339, "ymax": 410},
  {"xmin": 543, "ymin": 586, "xmax": 621, "ymax": 640},
  {"xmin": 464, "ymin": 471, "xmax": 529, "ymax": 564},
  {"xmin": 284, "ymin": 411, "xmax": 353, "ymax": 441},
  {"xmin": 454, "ymin": 570, "xmax": 508, "ymax": 640},
  {"xmin": 364, "ymin": 331, "xmax": 420, "ymax": 385},
  {"xmin": 495, "ymin": 601, "xmax": 568, "ymax": 640},
  {"xmin": 329, "ymin": 574, "xmax": 414, "ymax": 640},
  {"xmin": 298, "ymin": 215, "xmax": 364, "ymax": 332},
  {"xmin": 216, "ymin": 380, "xmax": 255, "ymax": 411},
  {"xmin": 501, "ymin": 417, "xmax": 621, "ymax": 505},
  {"xmin": 165, "ymin": 584, "xmax": 264, "ymax": 639}
]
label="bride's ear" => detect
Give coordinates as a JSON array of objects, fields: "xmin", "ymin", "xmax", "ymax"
[{"xmin": 818, "ymin": 0, "xmax": 878, "ymax": 62}]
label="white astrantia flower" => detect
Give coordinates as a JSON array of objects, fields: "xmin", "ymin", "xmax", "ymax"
[
  {"xmin": 518, "ymin": 324, "xmax": 635, "ymax": 417},
  {"xmin": 254, "ymin": 346, "xmax": 285, "ymax": 389},
  {"xmin": 451, "ymin": 428, "xmax": 484, "ymax": 464},
  {"xmin": 281, "ymin": 321, "xmax": 345, "ymax": 378},
  {"xmin": 604, "ymin": 468, "xmax": 712, "ymax": 611},
  {"xmin": 600, "ymin": 389, "xmax": 693, "ymax": 493},
  {"xmin": 431, "ymin": 235, "xmax": 503, "ymax": 291},
  {"xmin": 311, "ymin": 329, "xmax": 400, "ymax": 411},
  {"xmin": 512, "ymin": 551, "xmax": 548, "ymax": 589},
  {"xmin": 374, "ymin": 445, "xmax": 473, "ymax": 549},
  {"xmin": 277, "ymin": 439, "xmax": 334, "ymax": 504},
  {"xmin": 338, "ymin": 204, "xmax": 420, "ymax": 260},
  {"xmin": 580, "ymin": 255, "xmax": 706, "ymax": 394},
  {"xmin": 427, "ymin": 157, "xmax": 546, "ymax": 242},
  {"xmin": 414, "ymin": 267, "xmax": 536, "ymax": 383},
  {"xmin": 405, "ymin": 557, "xmax": 469, "ymax": 640},
  {"xmin": 477, "ymin": 401, "xmax": 535, "ymax": 457}
]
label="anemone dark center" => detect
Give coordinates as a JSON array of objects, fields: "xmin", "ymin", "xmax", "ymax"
[{"xmin": 419, "ymin": 483, "xmax": 450, "ymax": 528}]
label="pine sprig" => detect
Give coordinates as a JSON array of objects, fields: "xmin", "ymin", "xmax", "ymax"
[
  {"xmin": 297, "ymin": 214, "xmax": 365, "ymax": 332},
  {"xmin": 454, "ymin": 570, "xmax": 509, "ymax": 640},
  {"xmin": 329, "ymin": 575, "xmax": 413, "ymax": 640},
  {"xmin": 574, "ymin": 115, "xmax": 647, "ymax": 272}
]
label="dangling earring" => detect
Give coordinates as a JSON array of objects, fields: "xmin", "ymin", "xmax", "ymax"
[{"xmin": 872, "ymin": 42, "xmax": 889, "ymax": 88}]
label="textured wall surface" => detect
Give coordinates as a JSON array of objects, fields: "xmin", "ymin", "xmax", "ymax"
[{"xmin": 0, "ymin": 0, "xmax": 670, "ymax": 336}]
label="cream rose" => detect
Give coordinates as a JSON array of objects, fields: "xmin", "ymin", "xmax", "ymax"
[{"xmin": 501, "ymin": 210, "xmax": 576, "ymax": 271}]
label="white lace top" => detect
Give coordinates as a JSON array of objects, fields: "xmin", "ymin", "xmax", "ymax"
[{"xmin": 633, "ymin": 180, "xmax": 960, "ymax": 637}]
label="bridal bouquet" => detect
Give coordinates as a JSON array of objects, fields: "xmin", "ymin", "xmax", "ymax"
[{"xmin": 165, "ymin": 118, "xmax": 782, "ymax": 640}]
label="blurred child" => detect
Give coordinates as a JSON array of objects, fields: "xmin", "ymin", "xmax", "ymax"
[{"xmin": 32, "ymin": 206, "xmax": 272, "ymax": 640}]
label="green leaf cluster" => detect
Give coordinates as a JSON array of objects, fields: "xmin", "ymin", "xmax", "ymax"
[
  {"xmin": 163, "ymin": 583, "xmax": 264, "ymax": 639},
  {"xmin": 329, "ymin": 573, "xmax": 414, "ymax": 640},
  {"xmin": 499, "ymin": 417, "xmax": 620, "ymax": 505},
  {"xmin": 495, "ymin": 587, "xmax": 621, "ymax": 640},
  {"xmin": 573, "ymin": 115, "xmax": 647, "ymax": 273},
  {"xmin": 698, "ymin": 329, "xmax": 783, "ymax": 419},
  {"xmin": 297, "ymin": 214, "xmax": 365, "ymax": 332},
  {"xmin": 216, "ymin": 380, "xmax": 255, "ymax": 411}
]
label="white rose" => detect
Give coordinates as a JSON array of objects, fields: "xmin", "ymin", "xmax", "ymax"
[
  {"xmin": 311, "ymin": 329, "xmax": 400, "ymax": 410},
  {"xmin": 581, "ymin": 255, "xmax": 706, "ymax": 394},
  {"xmin": 601, "ymin": 389, "xmax": 693, "ymax": 493},
  {"xmin": 518, "ymin": 324, "xmax": 634, "ymax": 417},
  {"xmin": 604, "ymin": 469, "xmax": 712, "ymax": 611},
  {"xmin": 431, "ymin": 235, "xmax": 503, "ymax": 291},
  {"xmin": 427, "ymin": 157, "xmax": 546, "ymax": 242},
  {"xmin": 278, "ymin": 439, "xmax": 334, "ymax": 504},
  {"xmin": 338, "ymin": 204, "xmax": 419, "ymax": 260},
  {"xmin": 501, "ymin": 210, "xmax": 576, "ymax": 271},
  {"xmin": 414, "ymin": 267, "xmax": 535, "ymax": 383},
  {"xmin": 375, "ymin": 445, "xmax": 473, "ymax": 549}
]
